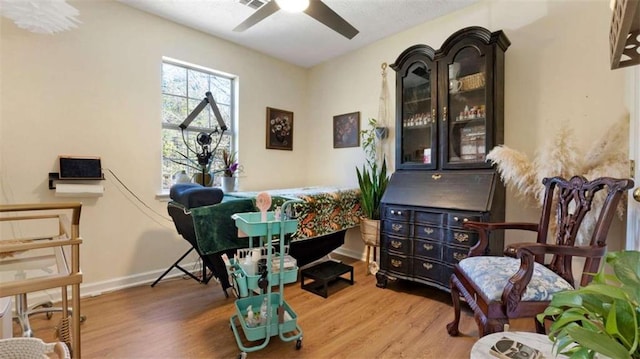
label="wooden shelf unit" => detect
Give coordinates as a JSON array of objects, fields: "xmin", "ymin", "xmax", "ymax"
[{"xmin": 0, "ymin": 203, "xmax": 83, "ymax": 358}]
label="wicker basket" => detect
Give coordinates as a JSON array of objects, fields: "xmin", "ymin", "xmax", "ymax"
[
  {"xmin": 0, "ymin": 338, "xmax": 70, "ymax": 358},
  {"xmin": 360, "ymin": 218, "xmax": 380, "ymax": 247},
  {"xmin": 459, "ymin": 72, "xmax": 485, "ymax": 91}
]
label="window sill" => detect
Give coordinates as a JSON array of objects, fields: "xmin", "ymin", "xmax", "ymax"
[{"xmin": 156, "ymin": 192, "xmax": 170, "ymax": 202}]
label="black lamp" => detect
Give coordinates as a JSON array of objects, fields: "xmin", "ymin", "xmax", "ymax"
[
  {"xmin": 179, "ymin": 92, "xmax": 228, "ymax": 186},
  {"xmin": 179, "ymin": 91, "xmax": 228, "ymax": 131}
]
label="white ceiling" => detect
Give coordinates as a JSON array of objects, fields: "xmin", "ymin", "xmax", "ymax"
[{"xmin": 118, "ymin": 0, "xmax": 478, "ymax": 68}]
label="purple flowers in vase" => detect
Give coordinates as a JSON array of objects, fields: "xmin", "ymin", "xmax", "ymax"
[{"xmin": 221, "ymin": 149, "xmax": 239, "ymax": 177}]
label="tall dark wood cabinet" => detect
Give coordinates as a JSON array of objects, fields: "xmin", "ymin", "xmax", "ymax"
[{"xmin": 375, "ymin": 27, "xmax": 510, "ymax": 292}]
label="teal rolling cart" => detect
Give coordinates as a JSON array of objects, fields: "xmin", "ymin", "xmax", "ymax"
[{"xmin": 229, "ymin": 200, "xmax": 303, "ymax": 358}]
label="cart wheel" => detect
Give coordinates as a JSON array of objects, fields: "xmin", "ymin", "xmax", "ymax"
[
  {"xmin": 296, "ymin": 338, "xmax": 302, "ymax": 350},
  {"xmin": 238, "ymin": 352, "xmax": 247, "ymax": 359}
]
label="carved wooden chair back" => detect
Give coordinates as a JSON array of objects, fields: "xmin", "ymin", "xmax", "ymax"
[{"xmin": 537, "ymin": 176, "xmax": 633, "ymax": 287}]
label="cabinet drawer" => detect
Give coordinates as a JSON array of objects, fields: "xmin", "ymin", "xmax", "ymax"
[
  {"xmin": 447, "ymin": 212, "xmax": 483, "ymax": 228},
  {"xmin": 385, "ymin": 207, "xmax": 410, "ymax": 221},
  {"xmin": 414, "ymin": 224, "xmax": 443, "ymax": 241},
  {"xmin": 381, "ymin": 234, "xmax": 411, "ymax": 255},
  {"xmin": 446, "ymin": 229, "xmax": 479, "ymax": 247},
  {"xmin": 413, "ymin": 239, "xmax": 442, "ymax": 260},
  {"xmin": 441, "ymin": 264, "xmax": 454, "ymax": 285},
  {"xmin": 443, "ymin": 245, "xmax": 470, "ymax": 264},
  {"xmin": 383, "ymin": 253, "xmax": 410, "ymax": 275},
  {"xmin": 382, "ymin": 220, "xmax": 410, "ymax": 237},
  {"xmin": 415, "ymin": 211, "xmax": 444, "ymax": 225},
  {"xmin": 413, "ymin": 258, "xmax": 443, "ymax": 283}
]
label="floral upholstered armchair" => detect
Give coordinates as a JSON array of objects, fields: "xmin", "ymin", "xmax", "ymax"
[{"xmin": 446, "ymin": 176, "xmax": 634, "ymax": 337}]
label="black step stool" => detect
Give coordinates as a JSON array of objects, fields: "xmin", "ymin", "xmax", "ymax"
[{"xmin": 300, "ymin": 261, "xmax": 354, "ymax": 298}]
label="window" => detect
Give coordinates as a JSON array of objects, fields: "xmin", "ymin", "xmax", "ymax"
[{"xmin": 161, "ymin": 58, "xmax": 235, "ymax": 190}]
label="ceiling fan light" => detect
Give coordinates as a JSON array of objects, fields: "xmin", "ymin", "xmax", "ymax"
[
  {"xmin": 0, "ymin": 0, "xmax": 80, "ymax": 34},
  {"xmin": 275, "ymin": 0, "xmax": 309, "ymax": 13}
]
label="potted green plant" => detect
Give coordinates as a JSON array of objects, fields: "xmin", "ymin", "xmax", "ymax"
[
  {"xmin": 538, "ymin": 250, "xmax": 640, "ymax": 359},
  {"xmin": 356, "ymin": 118, "xmax": 389, "ymax": 251}
]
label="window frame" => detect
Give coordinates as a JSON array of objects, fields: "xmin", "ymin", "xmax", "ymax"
[{"xmin": 160, "ymin": 57, "xmax": 237, "ymax": 191}]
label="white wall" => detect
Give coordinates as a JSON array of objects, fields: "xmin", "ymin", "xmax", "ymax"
[
  {"xmin": 308, "ymin": 0, "xmax": 628, "ymax": 256},
  {"xmin": 0, "ymin": 0, "xmax": 630, "ymax": 292},
  {"xmin": 0, "ymin": 1, "xmax": 309, "ymax": 291}
]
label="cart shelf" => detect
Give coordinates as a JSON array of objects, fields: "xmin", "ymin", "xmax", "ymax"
[
  {"xmin": 234, "ymin": 293, "xmax": 298, "ymax": 342},
  {"xmin": 232, "ymin": 211, "xmax": 297, "ymax": 237},
  {"xmin": 229, "ymin": 259, "xmax": 299, "ymax": 291}
]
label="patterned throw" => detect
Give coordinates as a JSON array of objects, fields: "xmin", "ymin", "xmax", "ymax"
[
  {"xmin": 231, "ymin": 187, "xmax": 363, "ymax": 239},
  {"xmin": 190, "ymin": 187, "xmax": 363, "ymax": 255}
]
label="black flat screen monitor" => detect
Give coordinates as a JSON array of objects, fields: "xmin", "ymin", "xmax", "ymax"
[{"xmin": 59, "ymin": 156, "xmax": 103, "ymax": 179}]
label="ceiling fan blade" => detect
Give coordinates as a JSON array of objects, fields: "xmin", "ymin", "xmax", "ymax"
[
  {"xmin": 304, "ymin": 0, "xmax": 359, "ymax": 39},
  {"xmin": 233, "ymin": 0, "xmax": 280, "ymax": 32}
]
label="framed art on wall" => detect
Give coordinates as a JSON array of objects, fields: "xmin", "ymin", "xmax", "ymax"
[
  {"xmin": 266, "ymin": 107, "xmax": 294, "ymax": 150},
  {"xmin": 333, "ymin": 111, "xmax": 360, "ymax": 148}
]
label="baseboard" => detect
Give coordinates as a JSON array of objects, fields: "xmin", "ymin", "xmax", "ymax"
[
  {"xmin": 24, "ymin": 249, "xmax": 368, "ymax": 305},
  {"xmin": 24, "ymin": 260, "xmax": 207, "ymax": 305},
  {"xmin": 333, "ymin": 247, "xmax": 369, "ymax": 262}
]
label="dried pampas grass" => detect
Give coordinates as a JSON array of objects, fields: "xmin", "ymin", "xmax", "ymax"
[
  {"xmin": 486, "ymin": 146, "xmax": 537, "ymax": 205},
  {"xmin": 487, "ymin": 115, "xmax": 630, "ymax": 244}
]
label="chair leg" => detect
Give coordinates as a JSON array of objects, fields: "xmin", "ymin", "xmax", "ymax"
[
  {"xmin": 446, "ymin": 275, "xmax": 461, "ymax": 336},
  {"xmin": 534, "ymin": 317, "xmax": 546, "ymax": 334},
  {"xmin": 14, "ymin": 294, "xmax": 82, "ymax": 337},
  {"xmin": 15, "ymin": 294, "xmax": 33, "ymax": 337}
]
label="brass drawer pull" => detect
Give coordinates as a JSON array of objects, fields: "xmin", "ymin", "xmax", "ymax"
[
  {"xmin": 391, "ymin": 259, "xmax": 402, "ymax": 268},
  {"xmin": 453, "ymin": 252, "xmax": 467, "ymax": 261},
  {"xmin": 423, "ymin": 262, "xmax": 433, "ymax": 270},
  {"xmin": 454, "ymin": 232, "xmax": 469, "ymax": 242},
  {"xmin": 423, "ymin": 243, "xmax": 433, "ymax": 251},
  {"xmin": 392, "ymin": 223, "xmax": 403, "ymax": 232},
  {"xmin": 423, "ymin": 227, "xmax": 434, "ymax": 234},
  {"xmin": 453, "ymin": 216, "xmax": 469, "ymax": 223},
  {"xmin": 390, "ymin": 210, "xmax": 403, "ymax": 216},
  {"xmin": 431, "ymin": 174, "xmax": 441, "ymax": 180},
  {"xmin": 391, "ymin": 240, "xmax": 402, "ymax": 249}
]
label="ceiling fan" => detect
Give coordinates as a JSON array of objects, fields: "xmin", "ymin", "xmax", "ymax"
[{"xmin": 233, "ymin": 0, "xmax": 359, "ymax": 39}]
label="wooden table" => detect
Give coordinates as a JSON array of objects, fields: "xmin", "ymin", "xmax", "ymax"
[{"xmin": 470, "ymin": 331, "xmax": 567, "ymax": 358}]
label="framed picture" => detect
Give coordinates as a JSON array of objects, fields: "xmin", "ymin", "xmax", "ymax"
[
  {"xmin": 266, "ymin": 107, "xmax": 294, "ymax": 150},
  {"xmin": 333, "ymin": 111, "xmax": 360, "ymax": 148}
]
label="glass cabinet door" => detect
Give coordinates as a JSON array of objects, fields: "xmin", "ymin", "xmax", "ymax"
[
  {"xmin": 398, "ymin": 61, "xmax": 437, "ymax": 169},
  {"xmin": 442, "ymin": 45, "xmax": 491, "ymax": 169}
]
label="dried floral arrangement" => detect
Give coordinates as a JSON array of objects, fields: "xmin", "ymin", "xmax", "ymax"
[{"xmin": 486, "ymin": 115, "xmax": 630, "ymax": 244}]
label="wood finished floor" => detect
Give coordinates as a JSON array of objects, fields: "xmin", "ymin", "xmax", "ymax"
[{"xmin": 23, "ymin": 255, "xmax": 535, "ymax": 358}]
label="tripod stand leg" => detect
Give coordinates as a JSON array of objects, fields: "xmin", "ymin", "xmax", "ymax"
[{"xmin": 151, "ymin": 247, "xmax": 196, "ymax": 287}]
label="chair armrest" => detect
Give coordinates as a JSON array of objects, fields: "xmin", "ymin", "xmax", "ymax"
[
  {"xmin": 463, "ymin": 221, "xmax": 539, "ymax": 257},
  {"xmin": 501, "ymin": 243, "xmax": 606, "ymax": 315},
  {"xmin": 505, "ymin": 242, "xmax": 607, "ymax": 258}
]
